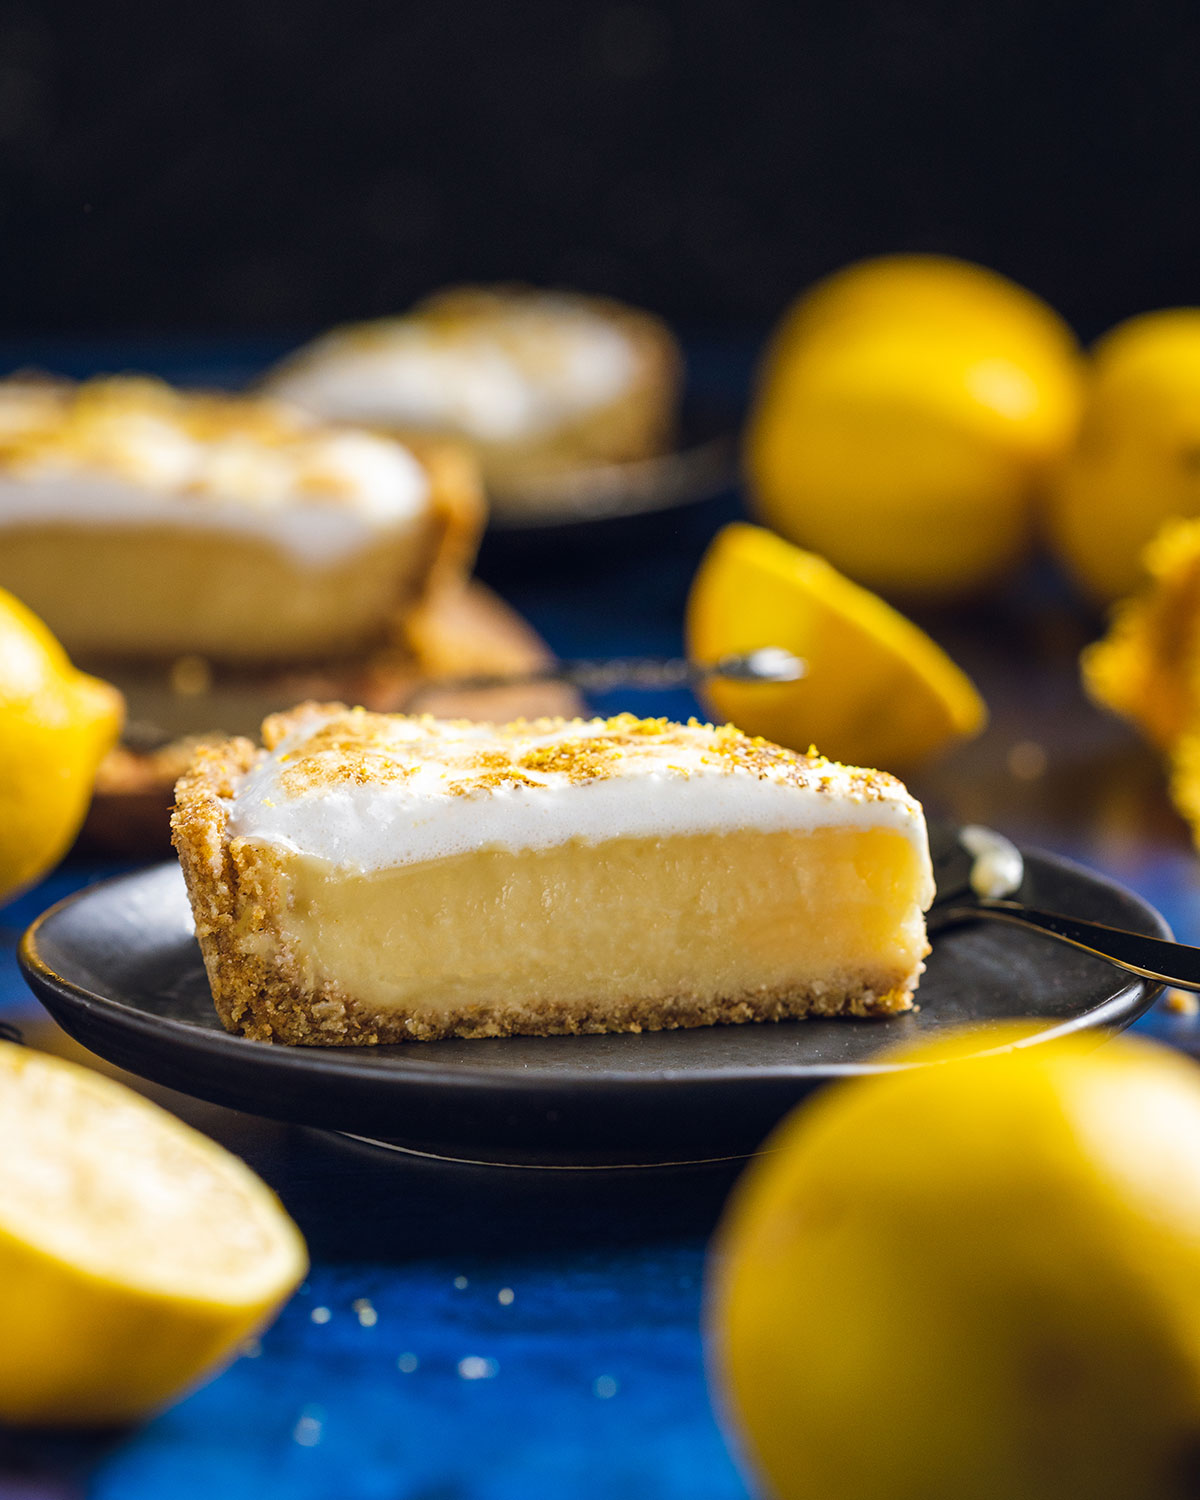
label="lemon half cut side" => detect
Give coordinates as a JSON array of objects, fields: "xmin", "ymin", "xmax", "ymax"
[
  {"xmin": 686, "ymin": 523, "xmax": 986, "ymax": 770},
  {"xmin": 0, "ymin": 1041, "xmax": 308, "ymax": 1427}
]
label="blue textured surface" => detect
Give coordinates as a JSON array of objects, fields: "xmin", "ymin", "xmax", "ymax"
[
  {"xmin": 89, "ymin": 1254, "xmax": 735, "ymax": 1500},
  {"xmin": 3, "ymin": 338, "xmax": 1200, "ymax": 1500},
  {"xmin": 4, "ymin": 1235, "xmax": 746, "ymax": 1500}
]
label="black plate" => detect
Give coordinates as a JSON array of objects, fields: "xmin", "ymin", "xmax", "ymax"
[
  {"xmin": 19, "ymin": 845, "xmax": 1169, "ymax": 1166},
  {"xmin": 474, "ymin": 391, "xmax": 739, "ymax": 577}
]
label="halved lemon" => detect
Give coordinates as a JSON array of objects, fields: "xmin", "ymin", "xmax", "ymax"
[
  {"xmin": 686, "ymin": 523, "xmax": 986, "ymax": 769},
  {"xmin": 0, "ymin": 1041, "xmax": 307, "ymax": 1427}
]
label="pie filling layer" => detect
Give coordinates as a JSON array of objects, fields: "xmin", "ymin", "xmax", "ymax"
[
  {"xmin": 0, "ymin": 518, "xmax": 435, "ymax": 662},
  {"xmin": 224, "ymin": 825, "xmax": 928, "ymax": 1037},
  {"xmin": 0, "ymin": 376, "xmax": 441, "ymax": 661}
]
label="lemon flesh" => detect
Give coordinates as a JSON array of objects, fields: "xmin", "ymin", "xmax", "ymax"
[
  {"xmin": 1050, "ymin": 309, "xmax": 1200, "ymax": 603},
  {"xmin": 0, "ymin": 1042, "xmax": 307, "ymax": 1427},
  {"xmin": 747, "ymin": 255, "xmax": 1083, "ymax": 601},
  {"xmin": 710, "ymin": 1026, "xmax": 1200, "ymax": 1500},
  {"xmin": 0, "ymin": 587, "xmax": 123, "ymax": 900},
  {"xmin": 686, "ymin": 522, "xmax": 985, "ymax": 769}
]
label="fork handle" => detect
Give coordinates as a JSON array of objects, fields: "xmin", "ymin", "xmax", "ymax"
[{"xmin": 936, "ymin": 900, "xmax": 1200, "ymax": 990}]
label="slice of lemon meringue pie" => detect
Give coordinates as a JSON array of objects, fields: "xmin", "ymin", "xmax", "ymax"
[
  {"xmin": 172, "ymin": 705, "xmax": 934, "ymax": 1045},
  {"xmin": 263, "ymin": 286, "xmax": 681, "ymax": 501},
  {"xmin": 0, "ymin": 377, "xmax": 481, "ymax": 664}
]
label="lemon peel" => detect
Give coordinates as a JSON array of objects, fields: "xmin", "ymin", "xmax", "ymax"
[
  {"xmin": 1050, "ymin": 309, "xmax": 1200, "ymax": 603},
  {"xmin": 746, "ymin": 255, "xmax": 1083, "ymax": 601},
  {"xmin": 0, "ymin": 587, "xmax": 123, "ymax": 901},
  {"xmin": 1081, "ymin": 516, "xmax": 1200, "ymax": 850},
  {"xmin": 1083, "ymin": 515, "xmax": 1200, "ymax": 751},
  {"xmin": 710, "ymin": 1025, "xmax": 1200, "ymax": 1500}
]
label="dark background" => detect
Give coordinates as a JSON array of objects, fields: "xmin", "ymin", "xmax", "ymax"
[{"xmin": 2, "ymin": 0, "xmax": 1198, "ymax": 340}]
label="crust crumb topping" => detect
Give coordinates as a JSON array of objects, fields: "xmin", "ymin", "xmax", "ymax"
[
  {"xmin": 0, "ymin": 375, "xmax": 422, "ymax": 511},
  {"xmin": 255, "ymin": 702, "xmax": 907, "ymax": 804}
]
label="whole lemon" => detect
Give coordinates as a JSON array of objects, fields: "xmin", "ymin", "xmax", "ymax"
[
  {"xmin": 778, "ymin": 254, "xmax": 1081, "ymax": 366},
  {"xmin": 710, "ymin": 1026, "xmax": 1200, "ymax": 1500},
  {"xmin": 747, "ymin": 256, "xmax": 1083, "ymax": 601},
  {"xmin": 1049, "ymin": 310, "xmax": 1200, "ymax": 604},
  {"xmin": 0, "ymin": 587, "xmax": 123, "ymax": 900}
]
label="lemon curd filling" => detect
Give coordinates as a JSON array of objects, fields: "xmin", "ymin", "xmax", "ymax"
[
  {"xmin": 173, "ymin": 706, "xmax": 935, "ymax": 1046},
  {"xmin": 228, "ymin": 826, "xmax": 929, "ymax": 1025}
]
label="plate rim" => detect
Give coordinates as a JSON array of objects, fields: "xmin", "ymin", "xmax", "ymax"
[
  {"xmin": 18, "ymin": 842, "xmax": 1170, "ymax": 1099},
  {"xmin": 485, "ymin": 432, "xmax": 737, "ymax": 531}
]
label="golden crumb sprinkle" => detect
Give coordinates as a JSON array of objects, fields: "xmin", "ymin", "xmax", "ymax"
[
  {"xmin": 0, "ymin": 377, "xmax": 308, "ymax": 464},
  {"xmin": 256, "ymin": 702, "xmax": 907, "ymax": 804},
  {"xmin": 0, "ymin": 374, "xmax": 416, "ymax": 509},
  {"xmin": 519, "ymin": 737, "xmax": 622, "ymax": 781}
]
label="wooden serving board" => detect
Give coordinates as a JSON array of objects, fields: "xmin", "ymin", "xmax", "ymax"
[{"xmin": 81, "ymin": 582, "xmax": 583, "ymax": 857}]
